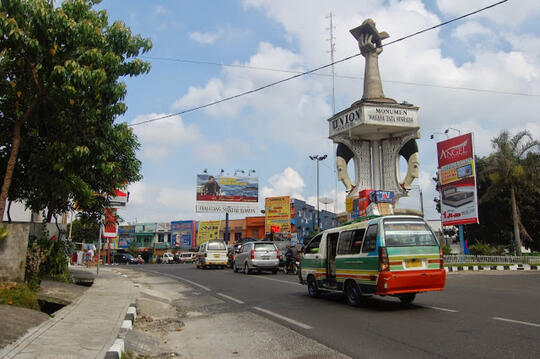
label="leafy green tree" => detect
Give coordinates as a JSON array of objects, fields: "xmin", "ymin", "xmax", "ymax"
[
  {"xmin": 70, "ymin": 216, "xmax": 100, "ymax": 243},
  {"xmin": 481, "ymin": 131, "xmax": 539, "ymax": 255},
  {"xmin": 0, "ymin": 0, "xmax": 151, "ymax": 222}
]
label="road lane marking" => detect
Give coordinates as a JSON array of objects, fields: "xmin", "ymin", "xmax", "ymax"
[
  {"xmin": 255, "ymin": 276, "xmax": 304, "ymax": 286},
  {"xmin": 492, "ymin": 317, "xmax": 540, "ymax": 328},
  {"xmin": 217, "ymin": 292, "xmax": 245, "ymax": 304},
  {"xmin": 252, "ymin": 306, "xmax": 312, "ymax": 330},
  {"xmin": 425, "ymin": 306, "xmax": 459, "ymax": 313},
  {"xmin": 145, "ymin": 270, "xmax": 212, "ymax": 292}
]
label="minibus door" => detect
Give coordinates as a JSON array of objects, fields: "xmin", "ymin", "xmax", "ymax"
[{"xmin": 325, "ymin": 233, "xmax": 339, "ymax": 287}]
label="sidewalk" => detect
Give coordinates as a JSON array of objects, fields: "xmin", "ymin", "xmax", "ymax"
[{"xmin": 0, "ymin": 267, "xmax": 135, "ymax": 359}]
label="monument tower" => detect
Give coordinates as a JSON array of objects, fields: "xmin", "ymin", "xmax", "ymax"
[{"xmin": 329, "ymin": 19, "xmax": 421, "ymax": 211}]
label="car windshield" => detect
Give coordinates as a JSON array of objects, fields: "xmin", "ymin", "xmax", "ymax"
[
  {"xmin": 207, "ymin": 241, "xmax": 226, "ymax": 250},
  {"xmin": 254, "ymin": 243, "xmax": 276, "ymax": 251},
  {"xmin": 383, "ymin": 219, "xmax": 438, "ymax": 247}
]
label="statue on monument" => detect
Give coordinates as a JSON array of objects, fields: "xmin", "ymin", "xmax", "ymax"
[{"xmin": 334, "ymin": 19, "xmax": 420, "ymax": 195}]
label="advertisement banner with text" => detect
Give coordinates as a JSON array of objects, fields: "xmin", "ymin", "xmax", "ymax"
[
  {"xmin": 196, "ymin": 174, "xmax": 259, "ymax": 214},
  {"xmin": 265, "ymin": 196, "xmax": 291, "ymax": 234},
  {"xmin": 436, "ymin": 133, "xmax": 479, "ymax": 226},
  {"xmin": 196, "ymin": 220, "xmax": 221, "ymax": 245}
]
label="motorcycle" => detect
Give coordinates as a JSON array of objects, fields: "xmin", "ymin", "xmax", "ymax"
[{"xmin": 283, "ymin": 258, "xmax": 299, "ymax": 275}]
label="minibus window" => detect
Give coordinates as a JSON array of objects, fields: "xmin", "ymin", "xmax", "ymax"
[
  {"xmin": 362, "ymin": 225, "xmax": 378, "ymax": 253},
  {"xmin": 337, "ymin": 231, "xmax": 353, "ymax": 255},
  {"xmin": 305, "ymin": 234, "xmax": 322, "ymax": 254},
  {"xmin": 350, "ymin": 229, "xmax": 365, "ymax": 253},
  {"xmin": 207, "ymin": 242, "xmax": 226, "ymax": 250},
  {"xmin": 383, "ymin": 220, "xmax": 437, "ymax": 247}
]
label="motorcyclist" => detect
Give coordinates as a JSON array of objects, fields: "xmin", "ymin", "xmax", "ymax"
[{"xmin": 284, "ymin": 245, "xmax": 298, "ymax": 271}]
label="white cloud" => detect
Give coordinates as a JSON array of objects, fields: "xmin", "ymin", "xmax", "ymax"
[
  {"xmin": 452, "ymin": 21, "xmax": 494, "ymax": 42},
  {"xmin": 118, "ymin": 183, "xmax": 196, "ymax": 223},
  {"xmin": 189, "ymin": 31, "xmax": 220, "ymax": 44},
  {"xmin": 261, "ymin": 167, "xmax": 305, "ymax": 199},
  {"xmin": 192, "ymin": 139, "xmax": 252, "ymax": 164},
  {"xmin": 130, "ymin": 114, "xmax": 201, "ymax": 161},
  {"xmin": 436, "ymin": 0, "xmax": 540, "ymax": 27}
]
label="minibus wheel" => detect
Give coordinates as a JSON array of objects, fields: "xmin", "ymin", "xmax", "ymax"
[
  {"xmin": 399, "ymin": 293, "xmax": 416, "ymax": 304},
  {"xmin": 307, "ymin": 275, "xmax": 320, "ymax": 298},
  {"xmin": 345, "ymin": 280, "xmax": 363, "ymax": 307}
]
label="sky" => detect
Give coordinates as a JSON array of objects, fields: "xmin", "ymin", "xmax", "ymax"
[{"xmin": 90, "ymin": 0, "xmax": 540, "ymax": 224}]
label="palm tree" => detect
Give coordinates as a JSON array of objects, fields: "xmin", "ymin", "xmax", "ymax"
[{"xmin": 483, "ymin": 131, "xmax": 539, "ymax": 256}]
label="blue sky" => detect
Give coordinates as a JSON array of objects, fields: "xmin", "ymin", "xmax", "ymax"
[{"xmin": 91, "ymin": 0, "xmax": 540, "ymax": 224}]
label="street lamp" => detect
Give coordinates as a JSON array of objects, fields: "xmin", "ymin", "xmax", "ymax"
[
  {"xmin": 410, "ymin": 185, "xmax": 424, "ymax": 217},
  {"xmin": 248, "ymin": 169, "xmax": 256, "ymax": 176},
  {"xmin": 445, "ymin": 128, "xmax": 461, "ymax": 136},
  {"xmin": 234, "ymin": 169, "xmax": 245, "ymax": 176},
  {"xmin": 309, "ymin": 154, "xmax": 327, "ymax": 229},
  {"xmin": 430, "ymin": 132, "xmax": 448, "ymax": 140}
]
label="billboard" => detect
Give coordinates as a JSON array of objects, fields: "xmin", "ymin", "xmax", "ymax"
[
  {"xmin": 103, "ymin": 208, "xmax": 117, "ymax": 238},
  {"xmin": 436, "ymin": 133, "xmax": 479, "ymax": 226},
  {"xmin": 196, "ymin": 174, "xmax": 259, "ymax": 214},
  {"xmin": 265, "ymin": 196, "xmax": 291, "ymax": 234},
  {"xmin": 171, "ymin": 220, "xmax": 196, "ymax": 248},
  {"xmin": 196, "ymin": 220, "xmax": 221, "ymax": 244}
]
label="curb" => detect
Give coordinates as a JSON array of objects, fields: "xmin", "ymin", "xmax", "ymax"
[
  {"xmin": 445, "ymin": 264, "xmax": 538, "ymax": 272},
  {"xmin": 105, "ymin": 301, "xmax": 137, "ymax": 359}
]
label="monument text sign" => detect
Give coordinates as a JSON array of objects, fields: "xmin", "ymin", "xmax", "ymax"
[
  {"xmin": 329, "ymin": 104, "xmax": 419, "ymax": 138},
  {"xmin": 436, "ymin": 133, "xmax": 479, "ymax": 226}
]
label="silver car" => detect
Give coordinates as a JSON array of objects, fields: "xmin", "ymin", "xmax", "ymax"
[{"xmin": 233, "ymin": 241, "xmax": 279, "ymax": 274}]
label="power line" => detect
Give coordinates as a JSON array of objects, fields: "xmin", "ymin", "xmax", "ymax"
[
  {"xmin": 130, "ymin": 0, "xmax": 509, "ymax": 127},
  {"xmin": 143, "ymin": 56, "xmax": 539, "ymax": 98}
]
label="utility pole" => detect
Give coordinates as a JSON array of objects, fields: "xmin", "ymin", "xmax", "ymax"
[
  {"xmin": 326, "ymin": 12, "xmax": 338, "ymax": 214},
  {"xmin": 309, "ymin": 155, "xmax": 327, "ymax": 229}
]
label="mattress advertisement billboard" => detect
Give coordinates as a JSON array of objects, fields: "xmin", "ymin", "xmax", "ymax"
[
  {"xmin": 195, "ymin": 174, "xmax": 259, "ymax": 214},
  {"xmin": 436, "ymin": 133, "xmax": 479, "ymax": 226},
  {"xmin": 265, "ymin": 196, "xmax": 291, "ymax": 234}
]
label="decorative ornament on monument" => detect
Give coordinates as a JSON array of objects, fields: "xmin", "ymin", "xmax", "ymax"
[{"xmin": 328, "ymin": 19, "xmax": 421, "ymax": 216}]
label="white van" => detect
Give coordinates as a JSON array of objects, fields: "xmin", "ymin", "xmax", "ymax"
[{"xmin": 196, "ymin": 241, "xmax": 228, "ymax": 269}]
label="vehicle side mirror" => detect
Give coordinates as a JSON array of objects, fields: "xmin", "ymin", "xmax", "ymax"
[{"xmin": 311, "ymin": 248, "xmax": 319, "ymax": 254}]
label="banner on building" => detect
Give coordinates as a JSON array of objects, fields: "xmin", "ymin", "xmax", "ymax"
[
  {"xmin": 172, "ymin": 220, "xmax": 196, "ymax": 248},
  {"xmin": 196, "ymin": 174, "xmax": 259, "ymax": 214},
  {"xmin": 265, "ymin": 196, "xmax": 291, "ymax": 234},
  {"xmin": 436, "ymin": 133, "xmax": 479, "ymax": 226},
  {"xmin": 196, "ymin": 220, "xmax": 221, "ymax": 244}
]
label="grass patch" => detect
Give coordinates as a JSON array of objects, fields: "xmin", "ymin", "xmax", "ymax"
[{"xmin": 0, "ymin": 281, "xmax": 39, "ymax": 311}]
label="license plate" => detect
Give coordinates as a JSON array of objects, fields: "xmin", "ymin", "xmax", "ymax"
[
  {"xmin": 405, "ymin": 259, "xmax": 422, "ymax": 268},
  {"xmin": 261, "ymin": 256, "xmax": 270, "ymax": 259},
  {"xmin": 214, "ymin": 254, "xmax": 220, "ymax": 258}
]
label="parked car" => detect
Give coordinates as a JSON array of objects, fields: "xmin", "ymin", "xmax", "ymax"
[
  {"xmin": 196, "ymin": 241, "xmax": 228, "ymax": 269},
  {"xmin": 233, "ymin": 241, "xmax": 279, "ymax": 274},
  {"xmin": 162, "ymin": 252, "xmax": 175, "ymax": 264},
  {"xmin": 113, "ymin": 253, "xmax": 139, "ymax": 264}
]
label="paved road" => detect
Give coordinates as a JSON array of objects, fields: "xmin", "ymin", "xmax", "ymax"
[{"xmin": 131, "ymin": 264, "xmax": 540, "ymax": 359}]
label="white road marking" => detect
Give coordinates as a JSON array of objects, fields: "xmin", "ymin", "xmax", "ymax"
[
  {"xmin": 425, "ymin": 306, "xmax": 459, "ymax": 313},
  {"xmin": 493, "ymin": 317, "xmax": 540, "ymax": 328},
  {"xmin": 255, "ymin": 275, "xmax": 304, "ymax": 286},
  {"xmin": 252, "ymin": 306, "xmax": 312, "ymax": 330},
  {"xmin": 145, "ymin": 270, "xmax": 212, "ymax": 292},
  {"xmin": 217, "ymin": 292, "xmax": 245, "ymax": 304}
]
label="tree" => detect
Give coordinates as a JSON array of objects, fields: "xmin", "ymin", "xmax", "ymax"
[
  {"xmin": 70, "ymin": 216, "xmax": 100, "ymax": 244},
  {"xmin": 0, "ymin": 0, "xmax": 151, "ymax": 222},
  {"xmin": 481, "ymin": 131, "xmax": 539, "ymax": 255}
]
